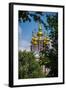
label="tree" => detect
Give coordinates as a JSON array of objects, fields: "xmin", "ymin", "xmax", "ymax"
[
  {"xmin": 44, "ymin": 13, "xmax": 58, "ymax": 77},
  {"xmin": 19, "ymin": 51, "xmax": 43, "ymax": 79},
  {"xmin": 19, "ymin": 11, "xmax": 46, "ymax": 26},
  {"xmin": 38, "ymin": 13, "xmax": 58, "ymax": 77}
]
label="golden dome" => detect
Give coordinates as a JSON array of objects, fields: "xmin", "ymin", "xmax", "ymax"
[
  {"xmin": 43, "ymin": 37, "xmax": 49, "ymax": 45},
  {"xmin": 44, "ymin": 37, "xmax": 49, "ymax": 41},
  {"xmin": 31, "ymin": 35, "xmax": 38, "ymax": 45},
  {"xmin": 31, "ymin": 40, "xmax": 38, "ymax": 45},
  {"xmin": 37, "ymin": 31, "xmax": 43, "ymax": 36},
  {"xmin": 43, "ymin": 41, "xmax": 48, "ymax": 45},
  {"xmin": 32, "ymin": 37, "xmax": 38, "ymax": 41}
]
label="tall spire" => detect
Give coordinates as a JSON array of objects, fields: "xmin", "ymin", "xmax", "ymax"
[
  {"xmin": 38, "ymin": 22, "xmax": 42, "ymax": 32},
  {"xmin": 37, "ymin": 22, "xmax": 43, "ymax": 37}
]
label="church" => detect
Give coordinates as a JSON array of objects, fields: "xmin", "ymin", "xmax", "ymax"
[
  {"xmin": 30, "ymin": 22, "xmax": 52, "ymax": 60},
  {"xmin": 30, "ymin": 22, "xmax": 52, "ymax": 75}
]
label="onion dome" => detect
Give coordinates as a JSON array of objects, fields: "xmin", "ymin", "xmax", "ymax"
[
  {"xmin": 44, "ymin": 37, "xmax": 49, "ymax": 41},
  {"xmin": 37, "ymin": 31, "xmax": 43, "ymax": 37},
  {"xmin": 43, "ymin": 37, "xmax": 50, "ymax": 45},
  {"xmin": 31, "ymin": 30, "xmax": 38, "ymax": 45},
  {"xmin": 43, "ymin": 40, "xmax": 48, "ymax": 45},
  {"xmin": 31, "ymin": 40, "xmax": 38, "ymax": 45},
  {"xmin": 32, "ymin": 37, "xmax": 38, "ymax": 41}
]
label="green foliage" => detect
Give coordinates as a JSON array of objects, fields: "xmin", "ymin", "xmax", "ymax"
[
  {"xmin": 19, "ymin": 51, "xmax": 43, "ymax": 79},
  {"xmin": 37, "ymin": 13, "xmax": 58, "ymax": 77},
  {"xmin": 41, "ymin": 14, "xmax": 58, "ymax": 77},
  {"xmin": 19, "ymin": 11, "xmax": 45, "ymax": 25}
]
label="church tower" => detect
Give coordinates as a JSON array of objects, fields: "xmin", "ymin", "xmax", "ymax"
[
  {"xmin": 31, "ymin": 22, "xmax": 44, "ymax": 52},
  {"xmin": 31, "ymin": 22, "xmax": 50, "ymax": 53}
]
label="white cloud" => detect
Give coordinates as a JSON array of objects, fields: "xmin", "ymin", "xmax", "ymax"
[
  {"xmin": 18, "ymin": 25, "xmax": 22, "ymax": 41},
  {"xmin": 18, "ymin": 25, "xmax": 31, "ymax": 51},
  {"xmin": 19, "ymin": 40, "xmax": 31, "ymax": 51}
]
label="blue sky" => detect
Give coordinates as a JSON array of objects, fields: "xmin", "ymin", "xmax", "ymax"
[{"xmin": 18, "ymin": 11, "xmax": 57, "ymax": 51}]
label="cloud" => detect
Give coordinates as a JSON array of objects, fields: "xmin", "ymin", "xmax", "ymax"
[
  {"xmin": 18, "ymin": 25, "xmax": 22, "ymax": 41},
  {"xmin": 18, "ymin": 25, "xmax": 31, "ymax": 51},
  {"xmin": 18, "ymin": 41, "xmax": 31, "ymax": 51},
  {"xmin": 19, "ymin": 40, "xmax": 31, "ymax": 51}
]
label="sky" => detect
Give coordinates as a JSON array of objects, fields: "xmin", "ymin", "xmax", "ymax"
[{"xmin": 18, "ymin": 11, "xmax": 57, "ymax": 51}]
